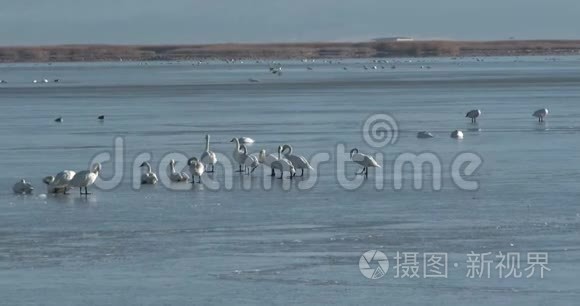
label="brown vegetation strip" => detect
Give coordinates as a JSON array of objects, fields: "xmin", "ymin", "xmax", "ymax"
[{"xmin": 1, "ymin": 40, "xmax": 580, "ymax": 62}]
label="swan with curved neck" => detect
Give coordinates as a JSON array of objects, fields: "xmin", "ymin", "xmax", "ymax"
[
  {"xmin": 350, "ymin": 148, "xmax": 381, "ymax": 177},
  {"xmin": 43, "ymin": 170, "xmax": 76, "ymax": 194},
  {"xmin": 140, "ymin": 162, "xmax": 158, "ymax": 185},
  {"xmin": 271, "ymin": 145, "xmax": 295, "ymax": 179},
  {"xmin": 240, "ymin": 145, "xmax": 259, "ymax": 174},
  {"xmin": 282, "ymin": 144, "xmax": 313, "ymax": 177},
  {"xmin": 70, "ymin": 163, "xmax": 101, "ymax": 195},
  {"xmin": 200, "ymin": 134, "xmax": 217, "ymax": 173},
  {"xmin": 168, "ymin": 159, "xmax": 190, "ymax": 182}
]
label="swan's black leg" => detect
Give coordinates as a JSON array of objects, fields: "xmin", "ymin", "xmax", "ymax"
[
  {"xmin": 236, "ymin": 165, "xmax": 243, "ymax": 172},
  {"xmin": 251, "ymin": 166, "xmax": 258, "ymax": 173},
  {"xmin": 278, "ymin": 171, "xmax": 283, "ymax": 179},
  {"xmin": 300, "ymin": 169, "xmax": 304, "ymax": 177},
  {"xmin": 270, "ymin": 168, "xmax": 275, "ymax": 176}
]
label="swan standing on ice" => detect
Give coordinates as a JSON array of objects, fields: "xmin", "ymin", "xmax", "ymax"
[
  {"xmin": 70, "ymin": 163, "xmax": 101, "ymax": 195},
  {"xmin": 350, "ymin": 148, "xmax": 381, "ymax": 177},
  {"xmin": 533, "ymin": 108, "xmax": 549, "ymax": 122},
  {"xmin": 271, "ymin": 146, "xmax": 295, "ymax": 179},
  {"xmin": 230, "ymin": 138, "xmax": 246, "ymax": 172},
  {"xmin": 139, "ymin": 162, "xmax": 158, "ymax": 185},
  {"xmin": 168, "ymin": 159, "xmax": 190, "ymax": 182},
  {"xmin": 417, "ymin": 131, "xmax": 434, "ymax": 138},
  {"xmin": 451, "ymin": 130, "xmax": 464, "ymax": 139},
  {"xmin": 13, "ymin": 179, "xmax": 34, "ymax": 194},
  {"xmin": 282, "ymin": 144, "xmax": 313, "ymax": 177},
  {"xmin": 187, "ymin": 157, "xmax": 205, "ymax": 184},
  {"xmin": 200, "ymin": 134, "xmax": 217, "ymax": 173},
  {"xmin": 466, "ymin": 109, "xmax": 481, "ymax": 123},
  {"xmin": 240, "ymin": 145, "xmax": 259, "ymax": 174},
  {"xmin": 258, "ymin": 149, "xmax": 278, "ymax": 176},
  {"xmin": 43, "ymin": 170, "xmax": 76, "ymax": 194}
]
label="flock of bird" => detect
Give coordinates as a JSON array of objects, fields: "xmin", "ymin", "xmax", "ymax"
[
  {"xmin": 425, "ymin": 107, "xmax": 549, "ymax": 140},
  {"xmin": 11, "ymin": 134, "xmax": 322, "ymax": 196},
  {"xmin": 11, "ymin": 107, "xmax": 550, "ymax": 196}
]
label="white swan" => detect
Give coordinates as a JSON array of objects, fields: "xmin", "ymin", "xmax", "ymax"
[
  {"xmin": 187, "ymin": 157, "xmax": 205, "ymax": 183},
  {"xmin": 43, "ymin": 170, "xmax": 76, "ymax": 194},
  {"xmin": 258, "ymin": 149, "xmax": 278, "ymax": 176},
  {"xmin": 139, "ymin": 162, "xmax": 158, "ymax": 185},
  {"xmin": 533, "ymin": 108, "xmax": 549, "ymax": 122},
  {"xmin": 466, "ymin": 109, "xmax": 481, "ymax": 123},
  {"xmin": 417, "ymin": 131, "xmax": 434, "ymax": 138},
  {"xmin": 230, "ymin": 138, "xmax": 246, "ymax": 172},
  {"xmin": 240, "ymin": 145, "xmax": 259, "ymax": 174},
  {"xmin": 238, "ymin": 137, "xmax": 255, "ymax": 145},
  {"xmin": 271, "ymin": 146, "xmax": 295, "ymax": 179},
  {"xmin": 13, "ymin": 179, "xmax": 34, "ymax": 194},
  {"xmin": 168, "ymin": 159, "xmax": 190, "ymax": 182},
  {"xmin": 451, "ymin": 130, "xmax": 464, "ymax": 139},
  {"xmin": 200, "ymin": 134, "xmax": 217, "ymax": 173},
  {"xmin": 350, "ymin": 148, "xmax": 381, "ymax": 177},
  {"xmin": 70, "ymin": 163, "xmax": 101, "ymax": 195},
  {"xmin": 282, "ymin": 144, "xmax": 313, "ymax": 177}
]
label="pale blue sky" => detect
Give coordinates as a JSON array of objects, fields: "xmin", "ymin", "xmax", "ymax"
[{"xmin": 0, "ymin": 0, "xmax": 578, "ymax": 45}]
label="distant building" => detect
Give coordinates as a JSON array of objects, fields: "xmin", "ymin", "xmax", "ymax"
[{"xmin": 373, "ymin": 37, "xmax": 414, "ymax": 42}]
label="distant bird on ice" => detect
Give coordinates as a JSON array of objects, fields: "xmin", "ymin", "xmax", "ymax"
[
  {"xmin": 466, "ymin": 109, "xmax": 481, "ymax": 123},
  {"xmin": 13, "ymin": 179, "xmax": 34, "ymax": 194},
  {"xmin": 533, "ymin": 108, "xmax": 549, "ymax": 122},
  {"xmin": 417, "ymin": 131, "xmax": 434, "ymax": 138},
  {"xmin": 54, "ymin": 117, "xmax": 63, "ymax": 123},
  {"xmin": 98, "ymin": 115, "xmax": 105, "ymax": 120},
  {"xmin": 451, "ymin": 130, "xmax": 464, "ymax": 139}
]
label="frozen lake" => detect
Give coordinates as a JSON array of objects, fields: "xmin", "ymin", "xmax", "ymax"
[{"xmin": 1, "ymin": 57, "xmax": 579, "ymax": 305}]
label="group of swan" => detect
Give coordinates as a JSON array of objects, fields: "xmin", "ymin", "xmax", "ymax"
[
  {"xmin": 134, "ymin": 135, "xmax": 254, "ymax": 186},
  {"xmin": 230, "ymin": 140, "xmax": 313, "ymax": 179},
  {"xmin": 13, "ymin": 164, "xmax": 101, "ymax": 196},
  {"xmin": 418, "ymin": 108, "xmax": 549, "ymax": 140}
]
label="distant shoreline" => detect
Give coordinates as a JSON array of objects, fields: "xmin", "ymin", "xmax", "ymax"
[{"xmin": 1, "ymin": 40, "xmax": 579, "ymax": 63}]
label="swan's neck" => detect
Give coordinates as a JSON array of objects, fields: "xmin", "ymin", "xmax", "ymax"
[
  {"xmin": 233, "ymin": 139, "xmax": 241, "ymax": 151},
  {"xmin": 170, "ymin": 163, "xmax": 176, "ymax": 174},
  {"xmin": 205, "ymin": 136, "xmax": 210, "ymax": 151},
  {"xmin": 144, "ymin": 163, "xmax": 152, "ymax": 173}
]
